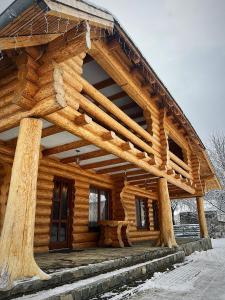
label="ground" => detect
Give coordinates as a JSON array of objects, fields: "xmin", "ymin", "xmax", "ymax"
[{"xmin": 104, "ymin": 239, "xmax": 225, "ymax": 300}]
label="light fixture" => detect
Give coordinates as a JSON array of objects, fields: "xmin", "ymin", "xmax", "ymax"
[{"xmin": 75, "ymin": 149, "xmax": 80, "ymax": 165}]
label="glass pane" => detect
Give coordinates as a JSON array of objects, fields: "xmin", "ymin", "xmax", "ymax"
[
  {"xmin": 50, "ymin": 223, "xmax": 58, "ymax": 242},
  {"xmin": 100, "ymin": 191, "xmax": 109, "ymax": 220},
  {"xmin": 89, "ymin": 188, "xmax": 98, "ymax": 227},
  {"xmin": 140, "ymin": 200, "xmax": 147, "ymax": 228},
  {"xmin": 61, "ymin": 184, "xmax": 68, "ymax": 219},
  {"xmin": 53, "ymin": 181, "xmax": 60, "ymax": 202},
  {"xmin": 59, "ymin": 223, "xmax": 67, "ymax": 241},
  {"xmin": 53, "ymin": 201, "xmax": 60, "ymax": 220}
]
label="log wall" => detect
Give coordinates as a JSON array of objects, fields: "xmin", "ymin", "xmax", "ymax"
[
  {"xmin": 121, "ymin": 184, "xmax": 160, "ymax": 243},
  {"xmin": 0, "ymin": 144, "xmax": 159, "ymax": 252}
]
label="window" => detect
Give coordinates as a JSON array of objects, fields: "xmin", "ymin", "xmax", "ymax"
[
  {"xmin": 168, "ymin": 137, "xmax": 184, "ymax": 161},
  {"xmin": 135, "ymin": 197, "xmax": 149, "ymax": 229},
  {"xmin": 89, "ymin": 187, "xmax": 110, "ymax": 229},
  {"xmin": 152, "ymin": 201, "xmax": 160, "ymax": 230}
]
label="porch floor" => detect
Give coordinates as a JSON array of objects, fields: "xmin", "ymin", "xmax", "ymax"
[{"xmin": 35, "ymin": 238, "xmax": 198, "ymax": 273}]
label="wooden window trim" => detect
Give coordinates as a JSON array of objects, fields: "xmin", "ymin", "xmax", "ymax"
[{"xmin": 89, "ymin": 186, "xmax": 111, "ymax": 231}]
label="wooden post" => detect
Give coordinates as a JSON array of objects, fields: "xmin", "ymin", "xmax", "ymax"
[
  {"xmin": 196, "ymin": 196, "xmax": 208, "ymax": 238},
  {"xmin": 0, "ymin": 165, "xmax": 11, "ymax": 234},
  {"xmin": 158, "ymin": 177, "xmax": 177, "ymax": 248},
  {"xmin": 0, "ymin": 118, "xmax": 49, "ymax": 290}
]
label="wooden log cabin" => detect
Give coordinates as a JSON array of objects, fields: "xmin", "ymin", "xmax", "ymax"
[{"xmin": 0, "ymin": 0, "xmax": 221, "ymax": 289}]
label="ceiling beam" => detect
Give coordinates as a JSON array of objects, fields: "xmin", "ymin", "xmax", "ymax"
[
  {"xmin": 42, "ymin": 125, "xmax": 64, "ymax": 138},
  {"xmin": 127, "ymin": 174, "xmax": 157, "ymax": 182},
  {"xmin": 108, "ymin": 91, "xmax": 127, "ymax": 101},
  {"xmin": 118, "ymin": 102, "xmax": 137, "ymax": 111},
  {"xmin": 97, "ymin": 163, "xmax": 136, "ymax": 174},
  {"xmin": 112, "ymin": 169, "xmax": 148, "ymax": 178},
  {"xmin": 61, "ymin": 149, "xmax": 108, "ymax": 164},
  {"xmin": 7, "ymin": 124, "xmax": 64, "ymax": 146},
  {"xmin": 93, "ymin": 77, "xmax": 115, "ymax": 90},
  {"xmin": 43, "ymin": 139, "xmax": 91, "ymax": 156},
  {"xmin": 81, "ymin": 157, "xmax": 124, "ymax": 169}
]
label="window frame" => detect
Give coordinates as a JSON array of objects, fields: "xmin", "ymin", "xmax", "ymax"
[
  {"xmin": 152, "ymin": 200, "xmax": 160, "ymax": 231},
  {"xmin": 135, "ymin": 197, "xmax": 149, "ymax": 230},
  {"xmin": 88, "ymin": 186, "xmax": 111, "ymax": 230}
]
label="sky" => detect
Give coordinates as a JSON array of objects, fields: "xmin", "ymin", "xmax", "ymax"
[{"xmin": 1, "ymin": 0, "xmax": 225, "ymax": 145}]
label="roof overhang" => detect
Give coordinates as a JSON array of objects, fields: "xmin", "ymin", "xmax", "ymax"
[{"xmin": 0, "ymin": 0, "xmax": 221, "ymax": 191}]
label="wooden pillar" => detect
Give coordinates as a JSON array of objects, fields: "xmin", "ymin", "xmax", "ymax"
[
  {"xmin": 0, "ymin": 118, "xmax": 49, "ymax": 290},
  {"xmin": 0, "ymin": 165, "xmax": 11, "ymax": 234},
  {"xmin": 158, "ymin": 177, "xmax": 177, "ymax": 248},
  {"xmin": 196, "ymin": 196, "xmax": 208, "ymax": 238}
]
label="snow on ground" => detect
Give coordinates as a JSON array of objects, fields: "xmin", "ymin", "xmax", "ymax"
[{"xmin": 113, "ymin": 238, "xmax": 225, "ymax": 300}]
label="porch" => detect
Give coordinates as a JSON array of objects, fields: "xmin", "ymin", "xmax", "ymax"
[
  {"xmin": 0, "ymin": 238, "xmax": 212, "ymax": 300},
  {"xmin": 0, "ymin": 0, "xmax": 218, "ymax": 290}
]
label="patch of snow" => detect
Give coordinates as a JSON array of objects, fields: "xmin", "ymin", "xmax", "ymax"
[{"xmin": 126, "ymin": 238, "xmax": 225, "ymax": 300}]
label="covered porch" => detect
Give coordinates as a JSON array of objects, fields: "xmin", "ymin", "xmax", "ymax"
[
  {"xmin": 0, "ymin": 0, "xmax": 218, "ymax": 292},
  {"xmin": 0, "ymin": 238, "xmax": 212, "ymax": 299}
]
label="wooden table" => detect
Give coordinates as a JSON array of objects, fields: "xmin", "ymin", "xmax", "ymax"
[{"xmin": 98, "ymin": 220, "xmax": 132, "ymax": 248}]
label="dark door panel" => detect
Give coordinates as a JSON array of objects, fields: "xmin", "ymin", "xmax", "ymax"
[{"xmin": 50, "ymin": 177, "xmax": 74, "ymax": 250}]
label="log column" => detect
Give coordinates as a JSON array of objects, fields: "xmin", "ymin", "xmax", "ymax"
[
  {"xmin": 196, "ymin": 196, "xmax": 208, "ymax": 238},
  {"xmin": 0, "ymin": 118, "xmax": 49, "ymax": 290},
  {"xmin": 158, "ymin": 177, "xmax": 177, "ymax": 248}
]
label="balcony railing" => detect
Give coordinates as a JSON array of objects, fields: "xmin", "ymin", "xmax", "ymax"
[{"xmin": 169, "ymin": 151, "xmax": 193, "ymax": 182}]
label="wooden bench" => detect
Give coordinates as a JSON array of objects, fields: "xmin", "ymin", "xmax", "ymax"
[{"xmin": 98, "ymin": 220, "xmax": 132, "ymax": 248}]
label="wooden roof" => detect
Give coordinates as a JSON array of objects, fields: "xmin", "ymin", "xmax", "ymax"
[{"xmin": 0, "ymin": 0, "xmax": 221, "ymax": 191}]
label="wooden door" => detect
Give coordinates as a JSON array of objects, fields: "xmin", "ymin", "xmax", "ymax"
[{"xmin": 50, "ymin": 177, "xmax": 74, "ymax": 250}]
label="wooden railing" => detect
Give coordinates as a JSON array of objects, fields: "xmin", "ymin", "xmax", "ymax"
[
  {"xmin": 169, "ymin": 151, "xmax": 193, "ymax": 181},
  {"xmin": 62, "ymin": 61, "xmax": 162, "ymax": 164}
]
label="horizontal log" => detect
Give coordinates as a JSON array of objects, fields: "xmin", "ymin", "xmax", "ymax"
[
  {"xmin": 0, "ymin": 96, "xmax": 67, "ymax": 132},
  {"xmin": 64, "ymin": 83, "xmax": 160, "ymax": 159},
  {"xmin": 80, "ymin": 75, "xmax": 161, "ymax": 147},
  {"xmin": 170, "ymin": 161, "xmax": 191, "ymax": 179},
  {"xmin": 169, "ymin": 151, "xmax": 191, "ymax": 171},
  {"xmin": 34, "ymin": 246, "xmax": 49, "ymax": 253},
  {"xmin": 46, "ymin": 112, "xmax": 195, "ymax": 194},
  {"xmin": 0, "ymin": 93, "xmax": 15, "ymax": 109},
  {"xmin": 73, "ymin": 226, "xmax": 89, "ymax": 233},
  {"xmin": 0, "ymin": 34, "xmax": 60, "ymax": 50},
  {"xmin": 34, "ymin": 227, "xmax": 50, "ymax": 235},
  {"xmin": 43, "ymin": 139, "xmax": 90, "ymax": 156},
  {"xmin": 0, "ymin": 79, "xmax": 18, "ymax": 98},
  {"xmin": 82, "ymin": 158, "xmax": 124, "ymax": 170},
  {"xmin": 73, "ymin": 232, "xmax": 98, "ymax": 243},
  {"xmin": 42, "ymin": 27, "xmax": 90, "ymax": 63},
  {"xmin": 35, "ymin": 217, "xmax": 50, "ymax": 225},
  {"xmin": 40, "ymin": 158, "xmax": 112, "ymax": 185},
  {"xmin": 72, "ymin": 242, "xmax": 97, "ymax": 249}
]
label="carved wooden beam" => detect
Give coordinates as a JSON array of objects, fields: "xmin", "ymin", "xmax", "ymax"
[{"xmin": 0, "ymin": 34, "xmax": 60, "ymax": 51}]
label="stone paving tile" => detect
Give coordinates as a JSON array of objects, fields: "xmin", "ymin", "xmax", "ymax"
[{"xmin": 35, "ymin": 239, "xmax": 198, "ymax": 273}]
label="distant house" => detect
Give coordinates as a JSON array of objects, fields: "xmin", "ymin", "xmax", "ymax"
[{"xmin": 179, "ymin": 211, "xmax": 225, "ymax": 238}]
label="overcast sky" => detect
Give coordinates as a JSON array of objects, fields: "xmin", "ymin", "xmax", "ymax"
[
  {"xmin": 1, "ymin": 0, "xmax": 225, "ymax": 145},
  {"xmin": 90, "ymin": 0, "xmax": 225, "ymax": 145}
]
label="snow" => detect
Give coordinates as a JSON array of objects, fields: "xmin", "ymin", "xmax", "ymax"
[
  {"xmin": 15, "ymin": 239, "xmax": 225, "ymax": 300},
  {"xmin": 125, "ymin": 238, "xmax": 225, "ymax": 300}
]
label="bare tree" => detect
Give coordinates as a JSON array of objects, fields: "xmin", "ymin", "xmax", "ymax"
[{"xmin": 206, "ymin": 133, "xmax": 225, "ymax": 219}]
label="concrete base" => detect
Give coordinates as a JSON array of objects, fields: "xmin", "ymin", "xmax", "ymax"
[
  {"xmin": 178, "ymin": 238, "xmax": 212, "ymax": 256},
  {"xmin": 0, "ymin": 238, "xmax": 213, "ymax": 300}
]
